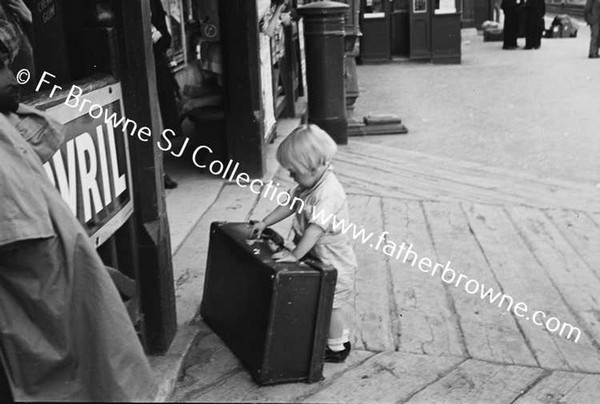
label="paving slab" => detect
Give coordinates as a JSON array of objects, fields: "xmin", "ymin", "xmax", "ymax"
[
  {"xmin": 424, "ymin": 201, "xmax": 536, "ymax": 366},
  {"xmin": 406, "ymin": 359, "xmax": 546, "ymax": 404},
  {"xmin": 513, "ymin": 371, "xmax": 600, "ymax": 404},
  {"xmin": 383, "ymin": 199, "xmax": 465, "ymax": 358},
  {"xmin": 353, "ymin": 19, "xmax": 600, "ymax": 185},
  {"xmin": 178, "ymin": 346, "xmax": 374, "ymax": 403},
  {"xmin": 302, "ymin": 352, "xmax": 464, "ymax": 403}
]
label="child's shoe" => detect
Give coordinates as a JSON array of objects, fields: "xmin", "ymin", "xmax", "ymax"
[{"xmin": 324, "ymin": 342, "xmax": 351, "ymax": 363}]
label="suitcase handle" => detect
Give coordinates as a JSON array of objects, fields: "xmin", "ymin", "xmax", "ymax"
[
  {"xmin": 299, "ymin": 257, "xmax": 327, "ymax": 271},
  {"xmin": 247, "ymin": 222, "xmax": 326, "ymax": 271},
  {"xmin": 247, "ymin": 222, "xmax": 286, "ymax": 253},
  {"xmin": 261, "ymin": 228, "xmax": 285, "ymax": 252}
]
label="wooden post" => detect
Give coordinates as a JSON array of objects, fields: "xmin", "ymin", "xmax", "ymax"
[
  {"xmin": 282, "ymin": 24, "xmax": 297, "ymax": 118},
  {"xmin": 220, "ymin": 0, "xmax": 265, "ymax": 178},
  {"xmin": 116, "ymin": 0, "xmax": 176, "ymax": 354}
]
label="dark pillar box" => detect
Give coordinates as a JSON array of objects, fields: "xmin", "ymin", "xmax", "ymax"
[{"xmin": 298, "ymin": 1, "xmax": 349, "ymax": 145}]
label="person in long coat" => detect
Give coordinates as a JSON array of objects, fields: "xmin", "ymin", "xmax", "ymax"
[
  {"xmin": 502, "ymin": 0, "xmax": 519, "ymax": 49},
  {"xmin": 584, "ymin": 0, "xmax": 600, "ymax": 58},
  {"xmin": 524, "ymin": 0, "xmax": 546, "ymax": 49},
  {"xmin": 151, "ymin": 0, "xmax": 181, "ymax": 189},
  {"xmin": 0, "ymin": 62, "xmax": 156, "ymax": 401}
]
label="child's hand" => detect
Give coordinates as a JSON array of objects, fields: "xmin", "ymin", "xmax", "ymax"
[
  {"xmin": 249, "ymin": 220, "xmax": 267, "ymax": 239},
  {"xmin": 272, "ymin": 249, "xmax": 298, "ymax": 263}
]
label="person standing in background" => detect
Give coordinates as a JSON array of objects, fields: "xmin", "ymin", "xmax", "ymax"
[
  {"xmin": 260, "ymin": 0, "xmax": 293, "ymax": 101},
  {"xmin": 584, "ymin": 0, "xmax": 600, "ymax": 58},
  {"xmin": 151, "ymin": 0, "xmax": 182, "ymax": 189},
  {"xmin": 524, "ymin": 0, "xmax": 545, "ymax": 49},
  {"xmin": 493, "ymin": 0, "xmax": 503, "ymax": 23},
  {"xmin": 502, "ymin": 0, "xmax": 519, "ymax": 49}
]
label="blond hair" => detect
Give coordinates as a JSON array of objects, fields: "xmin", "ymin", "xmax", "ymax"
[{"xmin": 276, "ymin": 124, "xmax": 337, "ymax": 173}]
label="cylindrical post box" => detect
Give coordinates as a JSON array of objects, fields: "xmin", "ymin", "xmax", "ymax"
[{"xmin": 298, "ymin": 1, "xmax": 349, "ymax": 144}]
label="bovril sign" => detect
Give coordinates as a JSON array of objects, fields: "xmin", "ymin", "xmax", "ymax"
[{"xmin": 43, "ymin": 84, "xmax": 133, "ymax": 247}]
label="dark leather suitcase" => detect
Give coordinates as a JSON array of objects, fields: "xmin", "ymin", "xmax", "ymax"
[
  {"xmin": 483, "ymin": 28, "xmax": 504, "ymax": 42},
  {"xmin": 200, "ymin": 222, "xmax": 337, "ymax": 385}
]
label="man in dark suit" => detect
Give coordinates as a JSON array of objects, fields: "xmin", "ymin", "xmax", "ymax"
[
  {"xmin": 151, "ymin": 0, "xmax": 181, "ymax": 189},
  {"xmin": 524, "ymin": 0, "xmax": 546, "ymax": 49},
  {"xmin": 585, "ymin": 0, "xmax": 600, "ymax": 57},
  {"xmin": 502, "ymin": 0, "xmax": 519, "ymax": 49}
]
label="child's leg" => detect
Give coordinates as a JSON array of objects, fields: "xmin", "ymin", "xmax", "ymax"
[
  {"xmin": 327, "ymin": 308, "xmax": 345, "ymax": 351},
  {"xmin": 327, "ymin": 304, "xmax": 351, "ymax": 352},
  {"xmin": 325, "ymin": 258, "xmax": 355, "ymax": 357}
]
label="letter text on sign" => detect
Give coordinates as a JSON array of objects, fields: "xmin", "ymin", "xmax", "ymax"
[{"xmin": 43, "ymin": 83, "xmax": 133, "ymax": 247}]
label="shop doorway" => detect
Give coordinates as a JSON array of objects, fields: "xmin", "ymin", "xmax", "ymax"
[
  {"xmin": 409, "ymin": 0, "xmax": 432, "ymax": 60},
  {"xmin": 359, "ymin": 0, "xmax": 391, "ymax": 62},
  {"xmin": 359, "ymin": 0, "xmax": 411, "ymax": 62}
]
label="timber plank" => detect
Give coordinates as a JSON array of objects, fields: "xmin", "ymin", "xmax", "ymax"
[
  {"xmin": 338, "ymin": 148, "xmax": 599, "ymax": 211},
  {"xmin": 173, "ymin": 184, "xmax": 259, "ymax": 325},
  {"xmin": 337, "ymin": 152, "xmax": 584, "ymax": 211},
  {"xmin": 545, "ymin": 209, "xmax": 600, "ymax": 281},
  {"xmin": 464, "ymin": 204, "xmax": 600, "ymax": 372},
  {"xmin": 423, "ymin": 202, "xmax": 536, "ymax": 365},
  {"xmin": 348, "ymin": 195, "xmax": 395, "ymax": 351},
  {"xmin": 382, "ymin": 199, "xmax": 465, "ymax": 357},
  {"xmin": 190, "ymin": 350, "xmax": 374, "ymax": 403},
  {"xmin": 512, "ymin": 371, "xmax": 587, "ymax": 404},
  {"xmin": 343, "ymin": 186, "xmax": 380, "ymax": 198},
  {"xmin": 335, "ymin": 165, "xmax": 432, "ymax": 201},
  {"xmin": 302, "ymin": 352, "xmax": 464, "ymax": 403},
  {"xmin": 170, "ymin": 323, "xmax": 243, "ymax": 402},
  {"xmin": 406, "ymin": 359, "xmax": 545, "ymax": 404},
  {"xmin": 339, "ymin": 142, "xmax": 600, "ymax": 212},
  {"xmin": 336, "ymin": 153, "xmax": 531, "ymax": 207},
  {"xmin": 345, "ymin": 140, "xmax": 600, "ymax": 210},
  {"xmin": 508, "ymin": 206, "xmax": 600, "ymax": 346},
  {"xmin": 340, "ymin": 150, "xmax": 557, "ymax": 207},
  {"xmin": 557, "ymin": 374, "xmax": 600, "ymax": 403},
  {"xmin": 337, "ymin": 172, "xmax": 419, "ymax": 200},
  {"xmin": 326, "ymin": 165, "xmax": 378, "ymax": 196},
  {"xmin": 335, "ymin": 158, "xmax": 496, "ymax": 205}
]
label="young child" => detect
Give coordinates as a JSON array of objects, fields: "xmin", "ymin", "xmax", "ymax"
[{"xmin": 250, "ymin": 124, "xmax": 357, "ymax": 362}]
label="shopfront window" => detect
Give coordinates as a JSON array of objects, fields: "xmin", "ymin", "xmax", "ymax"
[
  {"xmin": 435, "ymin": 0, "xmax": 456, "ymax": 13},
  {"xmin": 365, "ymin": 0, "xmax": 385, "ymax": 13},
  {"xmin": 413, "ymin": 0, "xmax": 427, "ymax": 12}
]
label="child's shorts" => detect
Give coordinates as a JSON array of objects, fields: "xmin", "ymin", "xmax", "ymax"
[
  {"xmin": 308, "ymin": 239, "xmax": 357, "ymax": 309},
  {"xmin": 333, "ymin": 266, "xmax": 355, "ymax": 309}
]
